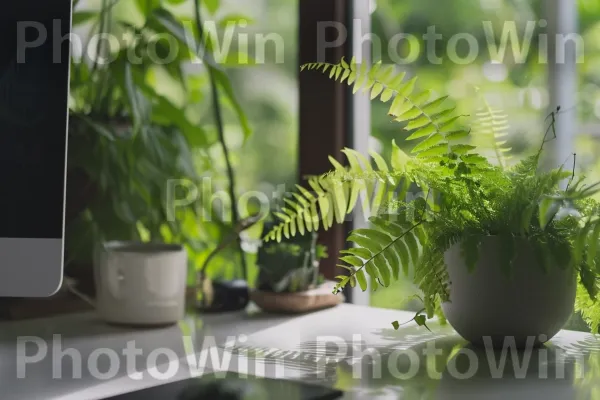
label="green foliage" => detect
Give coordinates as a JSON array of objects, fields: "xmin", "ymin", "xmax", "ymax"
[
  {"xmin": 67, "ymin": 0, "xmax": 251, "ymax": 280},
  {"xmin": 265, "ymin": 59, "xmax": 600, "ymax": 331}
]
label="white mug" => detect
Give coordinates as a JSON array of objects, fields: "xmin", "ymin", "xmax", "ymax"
[{"xmin": 94, "ymin": 242, "xmax": 188, "ymax": 326}]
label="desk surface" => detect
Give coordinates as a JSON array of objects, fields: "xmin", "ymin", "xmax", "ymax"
[{"xmin": 1, "ymin": 304, "xmax": 599, "ymax": 400}]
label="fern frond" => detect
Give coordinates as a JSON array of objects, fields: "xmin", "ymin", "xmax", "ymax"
[
  {"xmin": 264, "ymin": 148, "xmax": 411, "ymax": 242},
  {"xmin": 333, "ymin": 212, "xmax": 426, "ymax": 295},
  {"xmin": 302, "ymin": 59, "xmax": 478, "ymax": 164},
  {"xmin": 414, "ymin": 250, "xmax": 449, "ymax": 318},
  {"xmin": 471, "ymin": 96, "xmax": 511, "ymax": 169}
]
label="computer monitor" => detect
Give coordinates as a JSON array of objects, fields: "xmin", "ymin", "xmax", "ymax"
[{"xmin": 0, "ymin": 1, "xmax": 72, "ymax": 296}]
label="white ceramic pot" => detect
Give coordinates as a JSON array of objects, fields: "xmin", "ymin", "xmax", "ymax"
[
  {"xmin": 94, "ymin": 242, "xmax": 188, "ymax": 326},
  {"xmin": 442, "ymin": 236, "xmax": 577, "ymax": 348}
]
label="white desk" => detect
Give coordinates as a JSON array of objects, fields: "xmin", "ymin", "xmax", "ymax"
[{"xmin": 1, "ymin": 304, "xmax": 599, "ymax": 399}]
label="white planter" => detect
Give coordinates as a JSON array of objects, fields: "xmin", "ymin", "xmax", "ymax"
[
  {"xmin": 442, "ymin": 236, "xmax": 576, "ymax": 348},
  {"xmin": 94, "ymin": 242, "xmax": 188, "ymax": 326}
]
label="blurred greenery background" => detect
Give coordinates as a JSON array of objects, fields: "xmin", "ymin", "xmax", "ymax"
[
  {"xmin": 69, "ymin": 0, "xmax": 600, "ymax": 331},
  {"xmin": 67, "ymin": 0, "xmax": 299, "ymax": 289}
]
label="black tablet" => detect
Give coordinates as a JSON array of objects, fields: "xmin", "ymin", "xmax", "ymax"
[{"xmin": 104, "ymin": 372, "xmax": 344, "ymax": 400}]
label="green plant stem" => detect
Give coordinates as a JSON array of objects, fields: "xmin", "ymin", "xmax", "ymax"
[
  {"xmin": 198, "ymin": 214, "xmax": 262, "ymax": 277},
  {"xmin": 193, "ymin": 0, "xmax": 247, "ymax": 280}
]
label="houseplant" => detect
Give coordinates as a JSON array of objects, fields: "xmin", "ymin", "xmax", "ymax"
[
  {"xmin": 264, "ymin": 58, "xmax": 600, "ymax": 346},
  {"xmin": 251, "ymin": 225, "xmax": 341, "ymax": 313},
  {"xmin": 66, "ymin": 0, "xmax": 251, "ymax": 297}
]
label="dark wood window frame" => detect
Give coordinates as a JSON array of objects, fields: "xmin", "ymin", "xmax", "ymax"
[{"xmin": 298, "ymin": 0, "xmax": 357, "ymax": 300}]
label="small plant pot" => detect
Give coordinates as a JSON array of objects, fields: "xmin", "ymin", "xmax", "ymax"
[
  {"xmin": 94, "ymin": 242, "xmax": 188, "ymax": 326},
  {"xmin": 442, "ymin": 236, "xmax": 577, "ymax": 348}
]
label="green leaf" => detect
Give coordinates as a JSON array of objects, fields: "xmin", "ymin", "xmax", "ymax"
[
  {"xmin": 404, "ymin": 232, "xmax": 420, "ymax": 265},
  {"xmin": 203, "ymin": 0, "xmax": 220, "ymax": 14},
  {"xmin": 213, "ymin": 69, "xmax": 253, "ymax": 139},
  {"xmin": 384, "ymin": 247, "xmax": 401, "ymax": 280},
  {"xmin": 370, "ymin": 83, "xmax": 384, "ymax": 100},
  {"xmin": 406, "ymin": 116, "xmax": 432, "ymax": 131},
  {"xmin": 375, "ymin": 254, "xmax": 391, "ymax": 287},
  {"xmin": 355, "ymin": 269, "xmax": 368, "ymax": 291},
  {"xmin": 342, "ymin": 247, "xmax": 372, "ymax": 259},
  {"xmin": 392, "ymin": 321, "xmax": 400, "ymax": 330},
  {"xmin": 393, "ymin": 240, "xmax": 411, "ymax": 276},
  {"xmin": 445, "ymin": 129, "xmax": 470, "ymax": 140},
  {"xmin": 439, "ymin": 115, "xmax": 462, "ymax": 128},
  {"xmin": 451, "ymin": 145, "xmax": 476, "ymax": 155},
  {"xmin": 365, "ymin": 262, "xmax": 381, "ymax": 286},
  {"xmin": 432, "ymin": 108, "xmax": 457, "ymax": 122},
  {"xmin": 391, "ymin": 140, "xmax": 410, "ymax": 171},
  {"xmin": 371, "ymin": 217, "xmax": 404, "ymax": 237},
  {"xmin": 371, "ymin": 151, "xmax": 390, "ymax": 172},
  {"xmin": 389, "ymin": 96, "xmax": 412, "ymax": 117},
  {"xmin": 353, "ymin": 228, "xmax": 392, "ymax": 244},
  {"xmin": 539, "ymin": 197, "xmax": 561, "ymax": 230},
  {"xmin": 416, "ymin": 143, "xmax": 448, "ymax": 158},
  {"xmin": 72, "ymin": 11, "xmax": 97, "ymax": 26},
  {"xmin": 341, "ymin": 255, "xmax": 363, "ymax": 267},
  {"xmin": 398, "ymin": 107, "xmax": 422, "ymax": 121},
  {"xmin": 123, "ymin": 63, "xmax": 151, "ymax": 134},
  {"xmin": 414, "ymin": 315, "xmax": 431, "ymax": 332},
  {"xmin": 397, "ymin": 76, "xmax": 417, "ymax": 97},
  {"xmin": 405, "ymin": 125, "xmax": 437, "ymax": 141},
  {"xmin": 330, "ymin": 181, "xmax": 348, "ymax": 224},
  {"xmin": 290, "ymin": 214, "xmax": 300, "ymax": 236},
  {"xmin": 348, "ymin": 233, "xmax": 383, "ymax": 252},
  {"xmin": 381, "ymin": 89, "xmax": 394, "ymax": 102},
  {"xmin": 423, "ymin": 96, "xmax": 448, "ymax": 112},
  {"xmin": 136, "ymin": 0, "xmax": 161, "ymax": 14},
  {"xmin": 410, "ymin": 135, "xmax": 445, "ymax": 154},
  {"xmin": 461, "ymin": 154, "xmax": 488, "ymax": 164}
]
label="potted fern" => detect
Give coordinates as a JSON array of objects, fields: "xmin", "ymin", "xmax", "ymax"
[{"xmin": 264, "ymin": 58, "xmax": 600, "ymax": 347}]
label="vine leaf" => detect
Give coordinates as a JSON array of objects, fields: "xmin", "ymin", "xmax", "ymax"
[{"xmin": 393, "ymin": 309, "xmax": 432, "ymax": 332}]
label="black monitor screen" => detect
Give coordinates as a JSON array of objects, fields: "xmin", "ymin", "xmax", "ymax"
[{"xmin": 0, "ymin": 2, "xmax": 71, "ymax": 238}]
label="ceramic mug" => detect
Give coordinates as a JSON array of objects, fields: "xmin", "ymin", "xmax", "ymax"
[{"xmin": 94, "ymin": 241, "xmax": 188, "ymax": 326}]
